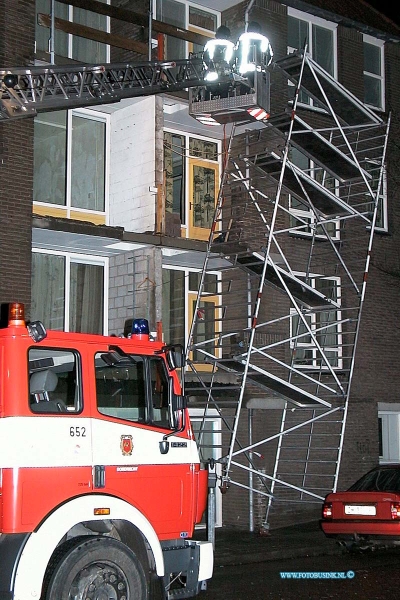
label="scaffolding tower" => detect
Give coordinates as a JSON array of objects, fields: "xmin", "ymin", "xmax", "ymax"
[{"xmin": 187, "ymin": 51, "xmax": 390, "ymax": 528}]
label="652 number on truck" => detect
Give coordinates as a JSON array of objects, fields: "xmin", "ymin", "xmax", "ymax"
[{"xmin": 0, "ymin": 303, "xmax": 213, "ymax": 600}]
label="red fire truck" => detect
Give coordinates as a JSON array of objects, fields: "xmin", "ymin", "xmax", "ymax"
[
  {"xmin": 0, "ymin": 303, "xmax": 213, "ymax": 600},
  {"xmin": 0, "ymin": 46, "xmax": 270, "ymax": 600}
]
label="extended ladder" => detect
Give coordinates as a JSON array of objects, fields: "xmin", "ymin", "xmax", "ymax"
[{"xmin": 0, "ymin": 57, "xmax": 206, "ymax": 120}]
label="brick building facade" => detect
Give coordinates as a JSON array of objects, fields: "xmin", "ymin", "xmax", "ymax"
[{"xmin": 1, "ymin": 0, "xmax": 400, "ymax": 530}]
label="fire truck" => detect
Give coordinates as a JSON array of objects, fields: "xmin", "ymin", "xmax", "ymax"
[
  {"xmin": 0, "ymin": 46, "xmax": 270, "ymax": 600},
  {"xmin": 0, "ymin": 303, "xmax": 213, "ymax": 600}
]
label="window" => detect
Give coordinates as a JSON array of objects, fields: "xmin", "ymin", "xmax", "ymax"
[
  {"xmin": 290, "ymin": 275, "xmax": 342, "ymax": 369},
  {"xmin": 288, "ymin": 147, "xmax": 339, "ymax": 240},
  {"xmin": 34, "ymin": 109, "xmax": 108, "ymax": 217},
  {"xmin": 364, "ymin": 158, "xmax": 388, "ymax": 231},
  {"xmin": 349, "ymin": 466, "xmax": 400, "ymax": 491},
  {"xmin": 36, "ymin": 0, "xmax": 109, "ymax": 63},
  {"xmin": 155, "ymin": 0, "xmax": 218, "ymax": 59},
  {"xmin": 190, "ymin": 163, "xmax": 217, "ymax": 235},
  {"xmin": 95, "ymin": 352, "xmax": 172, "ymax": 429},
  {"xmin": 287, "ymin": 8, "xmax": 337, "ymax": 106},
  {"xmin": 95, "ymin": 353, "xmax": 147, "ymax": 422},
  {"xmin": 162, "ymin": 266, "xmax": 221, "ymax": 368},
  {"xmin": 162, "ymin": 268, "xmax": 186, "ymax": 346},
  {"xmin": 156, "ymin": 0, "xmax": 186, "ymax": 59},
  {"xmin": 363, "ymin": 36, "xmax": 384, "ymax": 110},
  {"xmin": 149, "ymin": 358, "xmax": 171, "ymax": 428},
  {"xmin": 378, "ymin": 404, "xmax": 400, "ymax": 463},
  {"xmin": 165, "ymin": 132, "xmax": 185, "ymax": 223},
  {"xmin": 188, "ymin": 5, "xmax": 218, "ymax": 54},
  {"xmin": 164, "ymin": 130, "xmax": 220, "ymax": 240},
  {"xmin": 31, "ymin": 250, "xmax": 107, "ymax": 334},
  {"xmin": 189, "ymin": 293, "xmax": 219, "ymax": 366},
  {"xmin": 189, "ymin": 6, "xmax": 217, "ymax": 31},
  {"xmin": 29, "ymin": 348, "xmax": 81, "ymax": 414}
]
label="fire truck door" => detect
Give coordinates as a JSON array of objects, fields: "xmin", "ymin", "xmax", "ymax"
[
  {"xmin": 91, "ymin": 349, "xmax": 195, "ymax": 536},
  {"xmin": 24, "ymin": 346, "xmax": 93, "ymax": 529}
]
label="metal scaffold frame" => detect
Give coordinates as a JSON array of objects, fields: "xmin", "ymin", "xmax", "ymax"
[{"xmin": 187, "ymin": 51, "xmax": 390, "ymax": 528}]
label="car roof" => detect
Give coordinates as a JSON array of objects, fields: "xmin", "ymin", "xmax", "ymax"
[{"xmin": 371, "ymin": 464, "xmax": 400, "ymax": 470}]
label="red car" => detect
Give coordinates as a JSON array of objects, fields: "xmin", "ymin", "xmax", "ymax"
[{"xmin": 321, "ymin": 465, "xmax": 400, "ymax": 550}]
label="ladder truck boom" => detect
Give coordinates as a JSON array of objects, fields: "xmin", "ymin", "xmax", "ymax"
[{"xmin": 0, "ymin": 57, "xmax": 207, "ymax": 120}]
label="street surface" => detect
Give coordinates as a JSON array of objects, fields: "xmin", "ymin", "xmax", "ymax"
[{"xmin": 202, "ymin": 547, "xmax": 400, "ymax": 599}]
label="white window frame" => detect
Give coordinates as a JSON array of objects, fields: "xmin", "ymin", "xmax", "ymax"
[
  {"xmin": 288, "ymin": 7, "xmax": 338, "ymax": 77},
  {"xmin": 287, "ymin": 8, "xmax": 338, "ymax": 110},
  {"xmin": 164, "ymin": 128, "xmax": 221, "ymax": 232},
  {"xmin": 363, "ymin": 34, "xmax": 385, "ymax": 112},
  {"xmin": 290, "ymin": 274, "xmax": 342, "ymax": 370},
  {"xmin": 32, "ymin": 248, "xmax": 109, "ymax": 334},
  {"xmin": 34, "ymin": 108, "xmax": 110, "ymax": 221},
  {"xmin": 378, "ymin": 404, "xmax": 400, "ymax": 464},
  {"xmin": 365, "ymin": 158, "xmax": 388, "ymax": 232},
  {"xmin": 64, "ymin": 1, "xmax": 110, "ymax": 63},
  {"xmin": 153, "ymin": 0, "xmax": 220, "ymax": 57},
  {"xmin": 288, "ymin": 150, "xmax": 340, "ymax": 241}
]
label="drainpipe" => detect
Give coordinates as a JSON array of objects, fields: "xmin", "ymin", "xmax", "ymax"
[
  {"xmin": 249, "ymin": 408, "xmax": 254, "ymax": 532},
  {"xmin": 148, "ymin": 1, "xmax": 152, "ymax": 61},
  {"xmin": 50, "ymin": 0, "xmax": 55, "ymax": 64},
  {"xmin": 244, "ymin": 0, "xmax": 256, "ymax": 32}
]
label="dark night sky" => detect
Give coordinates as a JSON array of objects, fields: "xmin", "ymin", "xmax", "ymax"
[{"xmin": 363, "ymin": 0, "xmax": 400, "ymax": 26}]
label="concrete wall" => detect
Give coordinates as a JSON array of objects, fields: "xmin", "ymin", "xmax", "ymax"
[
  {"xmin": 109, "ymin": 97, "xmax": 156, "ymax": 233},
  {"xmin": 108, "ymin": 246, "xmax": 162, "ymax": 335},
  {"xmin": 108, "ymin": 251, "xmax": 135, "ymax": 335}
]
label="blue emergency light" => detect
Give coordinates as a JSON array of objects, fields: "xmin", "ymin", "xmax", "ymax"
[{"xmin": 131, "ymin": 318, "xmax": 150, "ymax": 335}]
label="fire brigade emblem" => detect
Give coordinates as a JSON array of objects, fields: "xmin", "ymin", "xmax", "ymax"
[{"xmin": 120, "ymin": 435, "xmax": 133, "ymax": 456}]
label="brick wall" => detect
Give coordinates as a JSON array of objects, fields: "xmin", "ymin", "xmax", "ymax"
[
  {"xmin": 216, "ymin": 1, "xmax": 400, "ymax": 530},
  {"xmin": 337, "ymin": 27, "xmax": 364, "ymax": 99},
  {"xmin": 338, "ymin": 39, "xmax": 400, "ymax": 490},
  {"xmin": 341, "ymin": 42, "xmax": 400, "ymax": 476},
  {"xmin": 0, "ymin": 0, "xmax": 35, "ymax": 311}
]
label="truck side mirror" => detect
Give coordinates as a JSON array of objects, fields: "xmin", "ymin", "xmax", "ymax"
[
  {"xmin": 159, "ymin": 384, "xmax": 187, "ymax": 455},
  {"xmin": 171, "ymin": 393, "xmax": 187, "ymax": 413},
  {"xmin": 166, "ymin": 348, "xmax": 184, "ymax": 370}
]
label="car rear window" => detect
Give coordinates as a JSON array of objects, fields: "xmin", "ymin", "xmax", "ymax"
[{"xmin": 349, "ymin": 468, "xmax": 400, "ymax": 492}]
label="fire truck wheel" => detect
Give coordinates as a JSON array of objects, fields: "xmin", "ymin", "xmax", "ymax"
[{"xmin": 45, "ymin": 536, "xmax": 147, "ymax": 600}]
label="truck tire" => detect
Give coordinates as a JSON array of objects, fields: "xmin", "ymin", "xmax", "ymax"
[{"xmin": 45, "ymin": 536, "xmax": 147, "ymax": 600}]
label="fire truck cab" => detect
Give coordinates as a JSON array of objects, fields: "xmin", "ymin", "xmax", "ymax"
[{"xmin": 0, "ymin": 303, "xmax": 213, "ymax": 600}]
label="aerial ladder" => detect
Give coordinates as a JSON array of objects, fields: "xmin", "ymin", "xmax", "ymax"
[
  {"xmin": 0, "ymin": 58, "xmax": 207, "ymax": 120},
  {"xmin": 0, "ymin": 54, "xmax": 268, "ymax": 122}
]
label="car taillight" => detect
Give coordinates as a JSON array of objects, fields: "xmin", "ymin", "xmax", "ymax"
[
  {"xmin": 322, "ymin": 502, "xmax": 333, "ymax": 519},
  {"xmin": 391, "ymin": 503, "xmax": 400, "ymax": 519}
]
